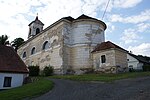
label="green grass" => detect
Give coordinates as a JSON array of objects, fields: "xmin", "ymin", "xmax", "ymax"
[
  {"xmin": 0, "ymin": 77, "xmax": 53, "ymax": 100},
  {"xmin": 49, "ymin": 72, "xmax": 150, "ymax": 82}
]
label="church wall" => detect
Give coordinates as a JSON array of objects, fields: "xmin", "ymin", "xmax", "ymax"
[
  {"xmin": 18, "ymin": 22, "xmax": 64, "ymax": 74},
  {"xmin": 70, "ymin": 46, "xmax": 92, "ymax": 69},
  {"xmin": 115, "ymin": 49, "xmax": 128, "ymax": 69},
  {"xmin": 71, "ymin": 21, "xmax": 105, "ymax": 45},
  {"xmin": 64, "ymin": 20, "xmax": 105, "ymax": 74}
]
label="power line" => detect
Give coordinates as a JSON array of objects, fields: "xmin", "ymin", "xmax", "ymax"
[{"xmin": 102, "ymin": 0, "xmax": 111, "ymax": 20}]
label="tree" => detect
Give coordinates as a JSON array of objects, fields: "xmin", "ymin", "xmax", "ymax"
[
  {"xmin": 0, "ymin": 35, "xmax": 9, "ymax": 45},
  {"xmin": 11, "ymin": 37, "xmax": 24, "ymax": 51},
  {"xmin": 28, "ymin": 65, "xmax": 40, "ymax": 76}
]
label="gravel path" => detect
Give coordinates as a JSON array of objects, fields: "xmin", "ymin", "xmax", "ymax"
[{"xmin": 32, "ymin": 77, "xmax": 150, "ymax": 100}]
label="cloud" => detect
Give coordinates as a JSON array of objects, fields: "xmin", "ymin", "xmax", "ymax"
[
  {"xmin": 109, "ymin": 9, "xmax": 150, "ymax": 24},
  {"xmin": 113, "ymin": 0, "xmax": 142, "ymax": 8},
  {"xmin": 105, "ymin": 22, "xmax": 115, "ymax": 33},
  {"xmin": 121, "ymin": 22, "xmax": 150, "ymax": 44},
  {"xmin": 0, "ymin": 0, "xmax": 145, "ymax": 41},
  {"xmin": 137, "ymin": 23, "xmax": 150, "ymax": 32},
  {"xmin": 121, "ymin": 29, "xmax": 141, "ymax": 44},
  {"xmin": 128, "ymin": 43, "xmax": 150, "ymax": 56}
]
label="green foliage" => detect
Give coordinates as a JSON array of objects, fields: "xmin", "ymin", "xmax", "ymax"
[
  {"xmin": 11, "ymin": 37, "xmax": 24, "ymax": 51},
  {"xmin": 43, "ymin": 66, "xmax": 54, "ymax": 76},
  {"xmin": 0, "ymin": 35, "xmax": 9, "ymax": 45},
  {"xmin": 143, "ymin": 65, "xmax": 150, "ymax": 71},
  {"xmin": 49, "ymin": 72, "xmax": 150, "ymax": 82},
  {"xmin": 0, "ymin": 78, "xmax": 53, "ymax": 100},
  {"xmin": 28, "ymin": 66, "xmax": 40, "ymax": 76}
]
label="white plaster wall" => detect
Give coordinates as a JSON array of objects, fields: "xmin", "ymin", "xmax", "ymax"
[
  {"xmin": 70, "ymin": 46, "xmax": 92, "ymax": 69},
  {"xmin": 0, "ymin": 73, "xmax": 25, "ymax": 89},
  {"xmin": 18, "ymin": 22, "xmax": 64, "ymax": 72},
  {"xmin": 127, "ymin": 54, "xmax": 143, "ymax": 70},
  {"xmin": 68, "ymin": 21, "xmax": 105, "ymax": 69},
  {"xmin": 71, "ymin": 23, "xmax": 105, "ymax": 45}
]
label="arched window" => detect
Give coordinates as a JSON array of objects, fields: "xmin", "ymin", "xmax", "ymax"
[
  {"xmin": 42, "ymin": 41, "xmax": 49, "ymax": 50},
  {"xmin": 22, "ymin": 52, "xmax": 26, "ymax": 58},
  {"xmin": 31, "ymin": 47, "xmax": 36, "ymax": 55},
  {"xmin": 36, "ymin": 28, "xmax": 40, "ymax": 34}
]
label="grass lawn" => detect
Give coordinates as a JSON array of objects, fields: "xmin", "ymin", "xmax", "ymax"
[
  {"xmin": 49, "ymin": 72, "xmax": 150, "ymax": 82},
  {"xmin": 0, "ymin": 77, "xmax": 53, "ymax": 100}
]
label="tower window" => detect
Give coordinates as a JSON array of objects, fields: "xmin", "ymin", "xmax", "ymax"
[
  {"xmin": 22, "ymin": 52, "xmax": 26, "ymax": 58},
  {"xmin": 29, "ymin": 28, "xmax": 31, "ymax": 35},
  {"xmin": 101, "ymin": 55, "xmax": 106, "ymax": 63},
  {"xmin": 36, "ymin": 28, "xmax": 40, "ymax": 34},
  {"xmin": 31, "ymin": 47, "xmax": 36, "ymax": 55},
  {"xmin": 42, "ymin": 41, "xmax": 49, "ymax": 50}
]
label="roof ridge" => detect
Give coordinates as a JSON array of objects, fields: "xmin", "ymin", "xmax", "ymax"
[{"xmin": 92, "ymin": 41, "xmax": 127, "ymax": 53}]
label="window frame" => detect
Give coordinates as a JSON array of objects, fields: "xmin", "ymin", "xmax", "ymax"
[
  {"xmin": 22, "ymin": 51, "xmax": 26, "ymax": 58},
  {"xmin": 29, "ymin": 28, "xmax": 31, "ymax": 35},
  {"xmin": 42, "ymin": 41, "xmax": 49, "ymax": 50},
  {"xmin": 101, "ymin": 55, "xmax": 106, "ymax": 63},
  {"xmin": 3, "ymin": 77, "xmax": 12, "ymax": 87},
  {"xmin": 36, "ymin": 28, "xmax": 40, "ymax": 34},
  {"xmin": 31, "ymin": 47, "xmax": 36, "ymax": 55}
]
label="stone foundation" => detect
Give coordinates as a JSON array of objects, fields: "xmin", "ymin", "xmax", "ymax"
[{"xmin": 95, "ymin": 66, "xmax": 128, "ymax": 74}]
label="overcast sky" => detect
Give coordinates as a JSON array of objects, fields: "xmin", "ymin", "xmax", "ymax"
[{"xmin": 0, "ymin": 0, "xmax": 150, "ymax": 56}]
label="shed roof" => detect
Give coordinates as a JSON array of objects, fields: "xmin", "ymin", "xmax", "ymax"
[{"xmin": 92, "ymin": 41, "xmax": 127, "ymax": 53}]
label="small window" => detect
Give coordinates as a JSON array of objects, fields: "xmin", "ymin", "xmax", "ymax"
[
  {"xmin": 42, "ymin": 41, "xmax": 49, "ymax": 50},
  {"xmin": 22, "ymin": 52, "xmax": 26, "ymax": 58},
  {"xmin": 127, "ymin": 59, "xmax": 129, "ymax": 61},
  {"xmin": 101, "ymin": 55, "xmax": 106, "ymax": 63},
  {"xmin": 29, "ymin": 28, "xmax": 31, "ymax": 35},
  {"xmin": 31, "ymin": 47, "xmax": 36, "ymax": 55},
  {"xmin": 3, "ymin": 77, "xmax": 12, "ymax": 87},
  {"xmin": 129, "ymin": 65, "xmax": 133, "ymax": 68},
  {"xmin": 36, "ymin": 28, "xmax": 40, "ymax": 34}
]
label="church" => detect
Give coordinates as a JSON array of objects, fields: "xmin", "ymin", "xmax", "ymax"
[{"xmin": 18, "ymin": 14, "xmax": 128, "ymax": 74}]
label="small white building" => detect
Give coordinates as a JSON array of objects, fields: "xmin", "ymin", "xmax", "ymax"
[
  {"xmin": 127, "ymin": 53, "xmax": 150, "ymax": 71},
  {"xmin": 0, "ymin": 45, "xmax": 28, "ymax": 89}
]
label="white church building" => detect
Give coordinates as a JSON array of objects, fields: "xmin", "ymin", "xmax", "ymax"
[{"xmin": 18, "ymin": 14, "xmax": 128, "ymax": 74}]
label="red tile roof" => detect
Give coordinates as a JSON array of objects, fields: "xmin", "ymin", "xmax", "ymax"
[
  {"xmin": 92, "ymin": 41, "xmax": 127, "ymax": 53},
  {"xmin": 0, "ymin": 45, "xmax": 28, "ymax": 73}
]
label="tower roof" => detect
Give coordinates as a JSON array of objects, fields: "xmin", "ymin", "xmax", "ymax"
[{"xmin": 28, "ymin": 15, "xmax": 44, "ymax": 26}]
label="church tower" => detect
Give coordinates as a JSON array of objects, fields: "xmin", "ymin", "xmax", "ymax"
[{"xmin": 28, "ymin": 15, "xmax": 44, "ymax": 39}]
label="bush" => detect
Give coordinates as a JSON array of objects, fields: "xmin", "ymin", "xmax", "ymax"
[
  {"xmin": 143, "ymin": 65, "xmax": 150, "ymax": 71},
  {"xmin": 43, "ymin": 66, "xmax": 54, "ymax": 76},
  {"xmin": 28, "ymin": 65, "xmax": 40, "ymax": 76}
]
